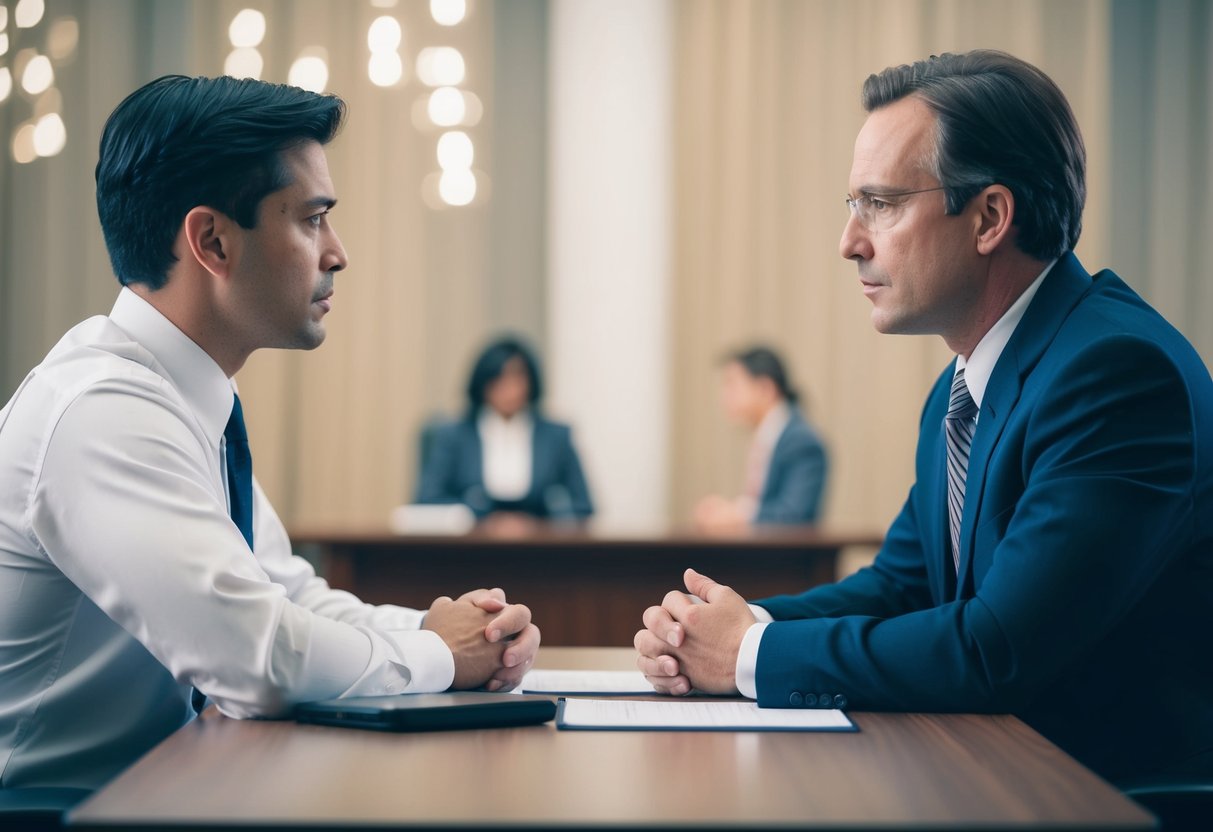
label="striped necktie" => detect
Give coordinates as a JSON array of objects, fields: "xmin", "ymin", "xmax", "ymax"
[{"xmin": 945, "ymin": 369, "xmax": 978, "ymax": 574}]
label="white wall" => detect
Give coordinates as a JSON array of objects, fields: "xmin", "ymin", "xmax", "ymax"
[{"xmin": 547, "ymin": 0, "xmax": 673, "ymax": 530}]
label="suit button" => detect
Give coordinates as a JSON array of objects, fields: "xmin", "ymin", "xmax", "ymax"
[
  {"xmin": 833, "ymin": 694, "xmax": 848, "ymax": 709},
  {"xmin": 818, "ymin": 694, "xmax": 831, "ymax": 709},
  {"xmin": 803, "ymin": 693, "xmax": 818, "ymax": 707},
  {"xmin": 789, "ymin": 691, "xmax": 804, "ymax": 707}
]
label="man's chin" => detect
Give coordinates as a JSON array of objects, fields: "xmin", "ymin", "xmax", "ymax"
[
  {"xmin": 287, "ymin": 325, "xmax": 327, "ymax": 351},
  {"xmin": 870, "ymin": 308, "xmax": 900, "ymax": 334}
]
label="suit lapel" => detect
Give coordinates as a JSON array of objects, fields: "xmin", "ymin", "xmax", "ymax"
[
  {"xmin": 468, "ymin": 422, "xmax": 485, "ymax": 478},
  {"xmin": 530, "ymin": 419, "xmax": 552, "ymax": 501},
  {"xmin": 760, "ymin": 418, "xmax": 795, "ymax": 501},
  {"xmin": 912, "ymin": 363, "xmax": 957, "ymax": 604},
  {"xmin": 929, "ymin": 395, "xmax": 954, "ymax": 603},
  {"xmin": 953, "ymin": 253, "xmax": 1094, "ymax": 596}
]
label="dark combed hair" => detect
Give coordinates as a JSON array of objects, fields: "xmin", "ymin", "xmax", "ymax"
[
  {"xmin": 95, "ymin": 75, "xmax": 347, "ymax": 289},
  {"xmin": 465, "ymin": 335, "xmax": 544, "ymax": 417},
  {"xmin": 726, "ymin": 346, "xmax": 799, "ymax": 406},
  {"xmin": 862, "ymin": 50, "xmax": 1085, "ymax": 261}
]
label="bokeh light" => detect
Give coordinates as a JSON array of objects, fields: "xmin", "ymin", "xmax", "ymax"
[
  {"xmin": 12, "ymin": 122, "xmax": 37, "ymax": 163},
  {"xmin": 427, "ymin": 86, "xmax": 465, "ymax": 127},
  {"xmin": 228, "ymin": 9, "xmax": 266, "ymax": 48},
  {"xmin": 439, "ymin": 168, "xmax": 476, "ymax": 206},
  {"xmin": 368, "ymin": 51, "xmax": 404, "ymax": 87},
  {"xmin": 33, "ymin": 112, "xmax": 65, "ymax": 157},
  {"xmin": 430, "ymin": 0, "xmax": 467, "ymax": 27},
  {"xmin": 47, "ymin": 16, "xmax": 79, "ymax": 60},
  {"xmin": 367, "ymin": 16, "xmax": 402, "ymax": 52},
  {"xmin": 416, "ymin": 46, "xmax": 465, "ymax": 87},
  {"xmin": 21, "ymin": 54, "xmax": 53, "ymax": 95},
  {"xmin": 14, "ymin": 0, "xmax": 45, "ymax": 29},
  {"xmin": 289, "ymin": 51, "xmax": 329, "ymax": 93},
  {"xmin": 436, "ymin": 131, "xmax": 474, "ymax": 170},
  {"xmin": 225, "ymin": 47, "xmax": 264, "ymax": 80}
]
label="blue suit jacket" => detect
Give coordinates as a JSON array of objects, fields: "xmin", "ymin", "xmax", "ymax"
[
  {"xmin": 753, "ymin": 254, "xmax": 1213, "ymax": 783},
  {"xmin": 755, "ymin": 410, "xmax": 828, "ymax": 525},
  {"xmin": 415, "ymin": 414, "xmax": 594, "ymax": 520}
]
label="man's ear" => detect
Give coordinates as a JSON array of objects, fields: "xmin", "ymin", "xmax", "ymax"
[
  {"xmin": 181, "ymin": 207, "xmax": 237, "ymax": 278},
  {"xmin": 974, "ymin": 184, "xmax": 1015, "ymax": 256}
]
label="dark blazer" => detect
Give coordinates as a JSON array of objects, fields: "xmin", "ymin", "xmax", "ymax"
[
  {"xmin": 752, "ymin": 253, "xmax": 1213, "ymax": 784},
  {"xmin": 415, "ymin": 414, "xmax": 594, "ymax": 520},
  {"xmin": 755, "ymin": 410, "xmax": 828, "ymax": 525}
]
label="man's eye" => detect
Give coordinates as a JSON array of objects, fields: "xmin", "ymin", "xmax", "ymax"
[
  {"xmin": 866, "ymin": 197, "xmax": 892, "ymax": 212},
  {"xmin": 307, "ymin": 214, "xmax": 324, "ymax": 227}
]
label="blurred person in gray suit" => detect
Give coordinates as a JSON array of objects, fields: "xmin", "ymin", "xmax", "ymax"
[{"xmin": 694, "ymin": 346, "xmax": 828, "ymax": 531}]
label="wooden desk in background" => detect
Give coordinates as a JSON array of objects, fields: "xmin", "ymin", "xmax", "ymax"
[
  {"xmin": 290, "ymin": 526, "xmax": 884, "ymax": 646},
  {"xmin": 70, "ymin": 647, "xmax": 1154, "ymax": 831}
]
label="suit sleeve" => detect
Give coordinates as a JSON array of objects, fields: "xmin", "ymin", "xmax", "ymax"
[
  {"xmin": 558, "ymin": 426, "xmax": 595, "ymax": 518},
  {"xmin": 414, "ymin": 425, "xmax": 459, "ymax": 505},
  {"xmin": 753, "ymin": 431, "xmax": 828, "ymax": 524},
  {"xmin": 755, "ymin": 336, "xmax": 1198, "ymax": 711},
  {"xmin": 755, "ymin": 479, "xmax": 935, "ymax": 621}
]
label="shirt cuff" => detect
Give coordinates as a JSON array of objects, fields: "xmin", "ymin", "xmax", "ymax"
[
  {"xmin": 321, "ymin": 619, "xmax": 455, "ymax": 698},
  {"xmin": 734, "ymin": 621, "xmax": 769, "ymax": 700},
  {"xmin": 748, "ymin": 603, "xmax": 774, "ymax": 623},
  {"xmin": 379, "ymin": 628, "xmax": 456, "ymax": 693}
]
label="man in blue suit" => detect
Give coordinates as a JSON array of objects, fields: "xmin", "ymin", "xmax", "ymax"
[{"xmin": 635, "ymin": 49, "xmax": 1213, "ymax": 785}]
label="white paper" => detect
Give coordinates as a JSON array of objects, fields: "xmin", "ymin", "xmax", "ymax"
[
  {"xmin": 557, "ymin": 698, "xmax": 854, "ymax": 731},
  {"xmin": 520, "ymin": 669, "xmax": 654, "ymax": 695}
]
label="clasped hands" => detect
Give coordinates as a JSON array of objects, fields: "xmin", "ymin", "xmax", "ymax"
[
  {"xmin": 423, "ymin": 588, "xmax": 540, "ymax": 692},
  {"xmin": 634, "ymin": 568, "xmax": 757, "ymax": 696}
]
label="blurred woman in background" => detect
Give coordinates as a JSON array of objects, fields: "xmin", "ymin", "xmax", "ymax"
[
  {"xmin": 416, "ymin": 336, "xmax": 594, "ymax": 527},
  {"xmin": 694, "ymin": 346, "xmax": 828, "ymax": 531}
]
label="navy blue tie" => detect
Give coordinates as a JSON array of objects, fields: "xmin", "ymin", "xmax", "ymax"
[
  {"xmin": 195, "ymin": 395, "xmax": 253, "ymax": 714},
  {"xmin": 225, "ymin": 394, "xmax": 254, "ymax": 551}
]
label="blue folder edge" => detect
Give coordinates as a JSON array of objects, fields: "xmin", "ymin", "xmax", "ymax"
[{"xmin": 554, "ymin": 697, "xmax": 860, "ymax": 732}]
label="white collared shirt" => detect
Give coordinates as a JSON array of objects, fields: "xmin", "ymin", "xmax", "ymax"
[
  {"xmin": 0, "ymin": 288, "xmax": 453, "ymax": 789},
  {"xmin": 478, "ymin": 408, "xmax": 534, "ymax": 501},
  {"xmin": 734, "ymin": 260, "xmax": 1056, "ymax": 699},
  {"xmin": 955, "ymin": 260, "xmax": 1055, "ymax": 408}
]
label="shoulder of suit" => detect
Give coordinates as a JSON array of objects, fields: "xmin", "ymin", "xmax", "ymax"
[
  {"xmin": 779, "ymin": 411, "xmax": 824, "ymax": 448},
  {"xmin": 432, "ymin": 418, "xmax": 476, "ymax": 442},
  {"xmin": 533, "ymin": 414, "xmax": 570, "ymax": 431},
  {"xmin": 1049, "ymin": 274, "xmax": 1204, "ymax": 379}
]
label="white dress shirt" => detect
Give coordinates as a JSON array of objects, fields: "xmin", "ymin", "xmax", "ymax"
[
  {"xmin": 0, "ymin": 288, "xmax": 453, "ymax": 789},
  {"xmin": 734, "ymin": 261, "xmax": 1056, "ymax": 699},
  {"xmin": 478, "ymin": 409, "xmax": 534, "ymax": 502}
]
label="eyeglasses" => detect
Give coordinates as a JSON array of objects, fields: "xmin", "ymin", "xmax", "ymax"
[{"xmin": 844, "ymin": 186, "xmax": 947, "ymax": 231}]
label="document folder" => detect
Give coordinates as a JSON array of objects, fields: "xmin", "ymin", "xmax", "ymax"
[{"xmin": 556, "ymin": 697, "xmax": 857, "ymax": 732}]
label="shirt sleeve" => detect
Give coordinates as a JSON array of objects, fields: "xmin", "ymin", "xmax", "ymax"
[
  {"xmin": 734, "ymin": 621, "xmax": 769, "ymax": 699},
  {"xmin": 251, "ymin": 480, "xmax": 429, "ymax": 632},
  {"xmin": 26, "ymin": 383, "xmax": 453, "ymax": 719}
]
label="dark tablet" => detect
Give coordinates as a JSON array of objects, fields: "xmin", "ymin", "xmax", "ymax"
[{"xmin": 295, "ymin": 692, "xmax": 557, "ymax": 732}]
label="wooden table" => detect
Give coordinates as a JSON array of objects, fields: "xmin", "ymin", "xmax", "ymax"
[
  {"xmin": 291, "ymin": 525, "xmax": 883, "ymax": 646},
  {"xmin": 70, "ymin": 647, "xmax": 1154, "ymax": 831}
]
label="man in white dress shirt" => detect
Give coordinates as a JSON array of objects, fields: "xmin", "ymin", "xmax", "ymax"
[{"xmin": 0, "ymin": 75, "xmax": 539, "ymax": 791}]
